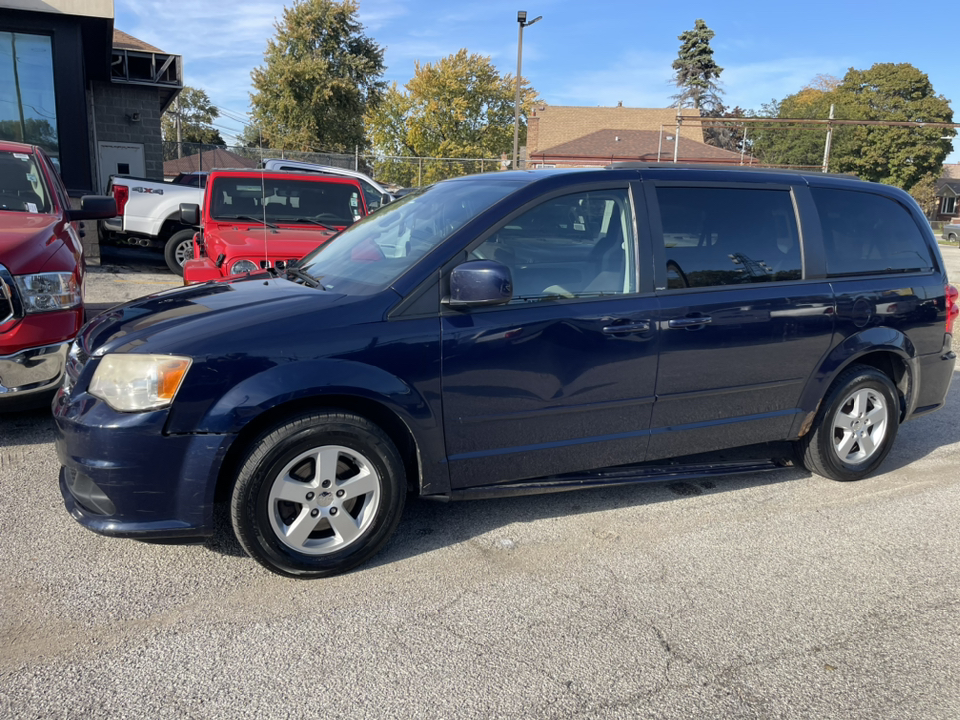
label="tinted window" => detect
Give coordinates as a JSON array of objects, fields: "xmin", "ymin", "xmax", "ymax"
[
  {"xmin": 656, "ymin": 187, "xmax": 801, "ymax": 289},
  {"xmin": 210, "ymin": 177, "xmax": 365, "ymax": 226},
  {"xmin": 811, "ymin": 187, "xmax": 933, "ymax": 276},
  {"xmin": 0, "ymin": 32, "xmax": 59, "ymax": 160},
  {"xmin": 470, "ymin": 189, "xmax": 636, "ymax": 301}
]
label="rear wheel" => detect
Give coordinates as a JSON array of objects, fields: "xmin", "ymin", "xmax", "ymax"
[
  {"xmin": 949, "ymin": 232, "xmax": 957, "ymax": 243},
  {"xmin": 164, "ymin": 229, "xmax": 195, "ymax": 275},
  {"xmin": 230, "ymin": 411, "xmax": 406, "ymax": 578},
  {"xmin": 796, "ymin": 365, "xmax": 899, "ymax": 481}
]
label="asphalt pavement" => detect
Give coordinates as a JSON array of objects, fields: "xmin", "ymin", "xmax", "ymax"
[{"xmin": 1, "ymin": 244, "xmax": 959, "ymax": 719}]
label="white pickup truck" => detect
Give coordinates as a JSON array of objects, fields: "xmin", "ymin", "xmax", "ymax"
[{"xmin": 101, "ymin": 172, "xmax": 206, "ymax": 274}]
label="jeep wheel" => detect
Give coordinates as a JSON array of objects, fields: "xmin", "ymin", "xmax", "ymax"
[
  {"xmin": 230, "ymin": 411, "xmax": 406, "ymax": 578},
  {"xmin": 164, "ymin": 229, "xmax": 195, "ymax": 276},
  {"xmin": 796, "ymin": 365, "xmax": 899, "ymax": 482}
]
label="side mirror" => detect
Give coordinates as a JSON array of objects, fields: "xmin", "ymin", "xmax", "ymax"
[
  {"xmin": 381, "ymin": 192, "xmax": 392, "ymax": 206},
  {"xmin": 447, "ymin": 260, "xmax": 512, "ymax": 307},
  {"xmin": 180, "ymin": 203, "xmax": 201, "ymax": 226},
  {"xmin": 67, "ymin": 195, "xmax": 117, "ymax": 221}
]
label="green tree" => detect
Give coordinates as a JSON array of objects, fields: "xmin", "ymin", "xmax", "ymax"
[
  {"xmin": 365, "ymin": 49, "xmax": 538, "ymax": 185},
  {"xmin": 162, "ymin": 86, "xmax": 224, "ymax": 149},
  {"xmin": 750, "ymin": 65, "xmax": 954, "ymax": 189},
  {"xmin": 671, "ymin": 19, "xmax": 723, "ymax": 113},
  {"xmin": 907, "ymin": 172, "xmax": 940, "ymax": 218},
  {"xmin": 249, "ymin": 0, "xmax": 385, "ymax": 152},
  {"xmin": 830, "ymin": 63, "xmax": 953, "ymax": 189}
]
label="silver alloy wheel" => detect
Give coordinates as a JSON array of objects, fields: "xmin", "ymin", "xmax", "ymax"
[
  {"xmin": 267, "ymin": 445, "xmax": 381, "ymax": 555},
  {"xmin": 831, "ymin": 387, "xmax": 888, "ymax": 464},
  {"xmin": 174, "ymin": 238, "xmax": 194, "ymax": 266}
]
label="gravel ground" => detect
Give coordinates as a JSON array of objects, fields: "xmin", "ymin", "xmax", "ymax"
[{"xmin": 1, "ymin": 244, "xmax": 959, "ymax": 719}]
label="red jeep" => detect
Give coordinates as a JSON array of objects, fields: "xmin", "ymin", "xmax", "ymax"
[
  {"xmin": 0, "ymin": 141, "xmax": 115, "ymax": 409},
  {"xmin": 181, "ymin": 169, "xmax": 368, "ymax": 284}
]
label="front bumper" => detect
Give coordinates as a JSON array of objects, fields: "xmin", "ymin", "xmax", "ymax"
[
  {"xmin": 0, "ymin": 341, "xmax": 69, "ymax": 402},
  {"xmin": 54, "ymin": 386, "xmax": 235, "ymax": 539}
]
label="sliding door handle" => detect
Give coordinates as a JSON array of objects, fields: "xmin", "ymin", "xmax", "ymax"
[{"xmin": 668, "ymin": 316, "xmax": 712, "ymax": 329}]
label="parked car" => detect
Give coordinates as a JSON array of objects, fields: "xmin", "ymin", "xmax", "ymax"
[
  {"xmin": 0, "ymin": 141, "xmax": 115, "ymax": 409},
  {"xmin": 55, "ymin": 164, "xmax": 956, "ymax": 577},
  {"xmin": 101, "ymin": 172, "xmax": 204, "ymax": 274},
  {"xmin": 261, "ymin": 158, "xmax": 393, "ymax": 211},
  {"xmin": 942, "ymin": 222, "xmax": 959, "ymax": 243},
  {"xmin": 180, "ymin": 169, "xmax": 368, "ymax": 284}
]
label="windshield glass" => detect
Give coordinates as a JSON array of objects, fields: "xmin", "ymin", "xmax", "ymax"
[
  {"xmin": 0, "ymin": 150, "xmax": 51, "ymax": 213},
  {"xmin": 297, "ymin": 177, "xmax": 522, "ymax": 294},
  {"xmin": 211, "ymin": 176, "xmax": 365, "ymax": 226}
]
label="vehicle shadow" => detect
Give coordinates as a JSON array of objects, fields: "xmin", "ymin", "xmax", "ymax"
[{"xmin": 0, "ymin": 406, "xmax": 57, "ymax": 446}]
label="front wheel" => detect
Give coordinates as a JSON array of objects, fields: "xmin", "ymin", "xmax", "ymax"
[
  {"xmin": 164, "ymin": 229, "xmax": 195, "ymax": 276},
  {"xmin": 230, "ymin": 411, "xmax": 406, "ymax": 578},
  {"xmin": 796, "ymin": 365, "xmax": 899, "ymax": 482}
]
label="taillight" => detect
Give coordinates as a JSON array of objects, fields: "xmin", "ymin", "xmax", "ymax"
[
  {"xmin": 946, "ymin": 284, "xmax": 959, "ymax": 335},
  {"xmin": 112, "ymin": 184, "xmax": 129, "ymax": 216}
]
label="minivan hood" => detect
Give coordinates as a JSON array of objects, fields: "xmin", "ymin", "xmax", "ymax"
[
  {"xmin": 80, "ymin": 275, "xmax": 347, "ymax": 356},
  {"xmin": 0, "ymin": 212, "xmax": 62, "ymax": 273}
]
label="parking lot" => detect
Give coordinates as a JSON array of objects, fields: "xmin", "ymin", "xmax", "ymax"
[{"xmin": 2, "ymin": 245, "xmax": 959, "ymax": 719}]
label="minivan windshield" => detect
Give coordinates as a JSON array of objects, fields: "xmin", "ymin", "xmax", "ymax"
[{"xmin": 296, "ymin": 177, "xmax": 521, "ymax": 294}]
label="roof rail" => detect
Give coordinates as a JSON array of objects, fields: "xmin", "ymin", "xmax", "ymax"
[{"xmin": 605, "ymin": 162, "xmax": 859, "ymax": 180}]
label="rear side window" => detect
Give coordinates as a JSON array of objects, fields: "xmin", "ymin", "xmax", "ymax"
[
  {"xmin": 655, "ymin": 187, "xmax": 801, "ymax": 289},
  {"xmin": 811, "ymin": 187, "xmax": 932, "ymax": 276}
]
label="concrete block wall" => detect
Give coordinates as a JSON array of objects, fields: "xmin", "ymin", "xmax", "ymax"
[{"xmin": 92, "ymin": 82, "xmax": 164, "ymax": 181}]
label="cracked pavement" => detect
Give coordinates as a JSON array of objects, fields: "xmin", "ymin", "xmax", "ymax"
[{"xmin": 1, "ymin": 244, "xmax": 959, "ymax": 718}]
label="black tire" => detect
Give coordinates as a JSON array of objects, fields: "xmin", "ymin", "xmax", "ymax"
[
  {"xmin": 164, "ymin": 229, "xmax": 195, "ymax": 276},
  {"xmin": 949, "ymin": 233, "xmax": 957, "ymax": 244},
  {"xmin": 796, "ymin": 364, "xmax": 899, "ymax": 482},
  {"xmin": 230, "ymin": 411, "xmax": 406, "ymax": 578}
]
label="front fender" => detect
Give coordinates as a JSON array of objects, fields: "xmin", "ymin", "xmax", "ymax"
[
  {"xmin": 179, "ymin": 357, "xmax": 433, "ymax": 435},
  {"xmin": 792, "ymin": 326, "xmax": 918, "ymax": 435}
]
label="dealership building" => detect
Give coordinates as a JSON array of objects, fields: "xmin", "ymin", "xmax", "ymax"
[{"xmin": 1, "ymin": 0, "xmax": 182, "ymax": 200}]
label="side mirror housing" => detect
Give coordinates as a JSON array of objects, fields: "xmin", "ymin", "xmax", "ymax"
[
  {"xmin": 180, "ymin": 203, "xmax": 201, "ymax": 226},
  {"xmin": 67, "ymin": 195, "xmax": 117, "ymax": 221},
  {"xmin": 447, "ymin": 260, "xmax": 512, "ymax": 307}
]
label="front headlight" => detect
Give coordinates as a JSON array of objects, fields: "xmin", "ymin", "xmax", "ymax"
[
  {"xmin": 14, "ymin": 272, "xmax": 81, "ymax": 313},
  {"xmin": 229, "ymin": 259, "xmax": 258, "ymax": 275},
  {"xmin": 89, "ymin": 354, "xmax": 192, "ymax": 412}
]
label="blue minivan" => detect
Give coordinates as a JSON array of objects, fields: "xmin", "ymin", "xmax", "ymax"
[{"xmin": 54, "ymin": 165, "xmax": 957, "ymax": 578}]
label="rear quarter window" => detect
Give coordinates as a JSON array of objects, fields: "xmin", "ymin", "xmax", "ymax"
[{"xmin": 811, "ymin": 187, "xmax": 933, "ymax": 276}]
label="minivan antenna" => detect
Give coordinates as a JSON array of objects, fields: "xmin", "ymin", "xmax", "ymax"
[{"xmin": 258, "ymin": 124, "xmax": 268, "ymax": 272}]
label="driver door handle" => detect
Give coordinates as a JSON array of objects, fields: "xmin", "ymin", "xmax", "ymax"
[{"xmin": 602, "ymin": 321, "xmax": 650, "ymax": 334}]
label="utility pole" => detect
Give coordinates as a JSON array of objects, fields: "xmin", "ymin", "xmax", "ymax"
[
  {"xmin": 821, "ymin": 104, "xmax": 835, "ymax": 173},
  {"xmin": 175, "ymin": 94, "xmax": 183, "ymax": 159},
  {"xmin": 674, "ymin": 108, "xmax": 681, "ymax": 163},
  {"xmin": 512, "ymin": 11, "xmax": 541, "ymax": 171}
]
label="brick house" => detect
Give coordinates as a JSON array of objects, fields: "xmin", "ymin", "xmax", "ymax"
[{"xmin": 524, "ymin": 104, "xmax": 727, "ymax": 168}]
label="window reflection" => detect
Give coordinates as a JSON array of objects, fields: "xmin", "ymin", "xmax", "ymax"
[{"xmin": 0, "ymin": 32, "xmax": 59, "ymax": 159}]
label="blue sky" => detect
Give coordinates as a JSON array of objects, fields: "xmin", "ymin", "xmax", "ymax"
[{"xmin": 115, "ymin": 0, "xmax": 958, "ymax": 163}]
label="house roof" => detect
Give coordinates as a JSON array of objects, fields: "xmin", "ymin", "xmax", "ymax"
[
  {"xmin": 113, "ymin": 29, "xmax": 165, "ymax": 53},
  {"xmin": 534, "ymin": 129, "xmax": 747, "ymax": 164},
  {"xmin": 942, "ymin": 164, "xmax": 960, "ymax": 180},
  {"xmin": 528, "ymin": 104, "xmax": 704, "ymax": 154},
  {"xmin": 163, "ymin": 149, "xmax": 259, "ymax": 176},
  {"xmin": 935, "ymin": 178, "xmax": 960, "ymax": 197}
]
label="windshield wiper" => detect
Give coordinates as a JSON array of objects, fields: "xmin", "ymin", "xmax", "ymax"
[
  {"xmin": 232, "ymin": 215, "xmax": 278, "ymax": 229},
  {"xmin": 286, "ymin": 265, "xmax": 325, "ymax": 290},
  {"xmin": 290, "ymin": 217, "xmax": 337, "ymax": 231}
]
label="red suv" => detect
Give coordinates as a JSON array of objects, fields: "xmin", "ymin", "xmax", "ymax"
[
  {"xmin": 181, "ymin": 169, "xmax": 368, "ymax": 284},
  {"xmin": 0, "ymin": 141, "xmax": 115, "ymax": 409}
]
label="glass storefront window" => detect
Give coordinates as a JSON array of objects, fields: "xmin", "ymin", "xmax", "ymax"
[{"xmin": 0, "ymin": 32, "xmax": 59, "ymax": 160}]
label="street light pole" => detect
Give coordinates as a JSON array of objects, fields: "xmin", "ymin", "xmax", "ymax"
[{"xmin": 513, "ymin": 11, "xmax": 541, "ymax": 171}]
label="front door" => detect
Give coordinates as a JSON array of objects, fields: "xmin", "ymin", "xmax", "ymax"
[
  {"xmin": 97, "ymin": 141, "xmax": 145, "ymax": 193},
  {"xmin": 441, "ymin": 186, "xmax": 660, "ymax": 489}
]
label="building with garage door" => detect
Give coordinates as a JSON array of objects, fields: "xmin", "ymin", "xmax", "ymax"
[{"xmin": 1, "ymin": 0, "xmax": 182, "ymax": 198}]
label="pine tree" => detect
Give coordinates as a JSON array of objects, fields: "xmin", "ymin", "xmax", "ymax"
[{"xmin": 671, "ymin": 19, "xmax": 723, "ymax": 113}]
